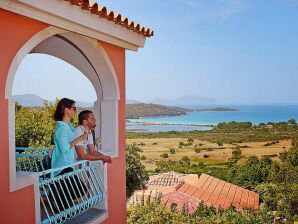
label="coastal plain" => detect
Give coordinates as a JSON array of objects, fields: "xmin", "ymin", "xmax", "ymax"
[{"xmin": 126, "ymin": 138, "xmax": 291, "ymax": 171}]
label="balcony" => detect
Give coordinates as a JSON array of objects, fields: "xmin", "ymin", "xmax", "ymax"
[{"xmin": 16, "ymin": 148, "xmax": 107, "ymax": 224}]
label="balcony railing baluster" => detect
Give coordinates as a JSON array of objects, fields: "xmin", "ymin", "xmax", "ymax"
[{"xmin": 16, "ymin": 147, "xmax": 106, "ymax": 224}]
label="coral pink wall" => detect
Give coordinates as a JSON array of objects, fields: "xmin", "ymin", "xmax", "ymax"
[
  {"xmin": 100, "ymin": 41, "xmax": 127, "ymax": 224},
  {"xmin": 0, "ymin": 9, "xmax": 127, "ymax": 224},
  {"xmin": 0, "ymin": 9, "xmax": 48, "ymax": 223}
]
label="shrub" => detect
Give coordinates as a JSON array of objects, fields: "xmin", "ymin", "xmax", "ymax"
[
  {"xmin": 169, "ymin": 148, "xmax": 176, "ymax": 154},
  {"xmin": 203, "ymin": 154, "xmax": 210, "ymax": 158},
  {"xmin": 127, "ymin": 202, "xmax": 273, "ymax": 224},
  {"xmin": 160, "ymin": 153, "xmax": 169, "ymax": 158},
  {"xmin": 232, "ymin": 148, "xmax": 242, "ymax": 160},
  {"xmin": 141, "ymin": 155, "xmax": 147, "ymax": 160},
  {"xmin": 187, "ymin": 138, "xmax": 194, "ymax": 145},
  {"xmin": 152, "ymin": 142, "xmax": 158, "ymax": 145},
  {"xmin": 195, "ymin": 148, "xmax": 201, "ymax": 153},
  {"xmin": 217, "ymin": 141, "xmax": 224, "ymax": 146}
]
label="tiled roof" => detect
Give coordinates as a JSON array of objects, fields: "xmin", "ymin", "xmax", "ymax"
[
  {"xmin": 62, "ymin": 0, "xmax": 153, "ymax": 38},
  {"xmin": 176, "ymin": 174, "xmax": 259, "ymax": 210},
  {"xmin": 129, "ymin": 173, "xmax": 260, "ymax": 212},
  {"xmin": 147, "ymin": 172, "xmax": 185, "ymax": 187}
]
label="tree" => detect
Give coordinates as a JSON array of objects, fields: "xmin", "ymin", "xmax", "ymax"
[
  {"xmin": 288, "ymin": 118, "xmax": 297, "ymax": 125},
  {"xmin": 15, "ymin": 102, "xmax": 56, "ymax": 148},
  {"xmin": 231, "ymin": 148, "xmax": 241, "ymax": 160},
  {"xmin": 126, "ymin": 144, "xmax": 149, "ymax": 198},
  {"xmin": 228, "ymin": 156, "xmax": 273, "ymax": 187}
]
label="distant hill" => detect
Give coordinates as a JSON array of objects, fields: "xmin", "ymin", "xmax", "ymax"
[
  {"xmin": 13, "ymin": 94, "xmax": 93, "ymax": 108},
  {"xmin": 126, "ymin": 103, "xmax": 191, "ymax": 119},
  {"xmin": 149, "ymin": 95, "xmax": 216, "ymax": 106},
  {"xmin": 13, "ymin": 94, "xmax": 45, "ymax": 107},
  {"xmin": 195, "ymin": 107, "xmax": 237, "ymax": 112},
  {"xmin": 126, "ymin": 99, "xmax": 143, "ymax": 104}
]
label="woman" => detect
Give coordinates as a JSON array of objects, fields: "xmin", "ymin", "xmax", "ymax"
[
  {"xmin": 51, "ymin": 98, "xmax": 87, "ymax": 172},
  {"xmin": 50, "ymin": 98, "xmax": 87, "ymax": 211}
]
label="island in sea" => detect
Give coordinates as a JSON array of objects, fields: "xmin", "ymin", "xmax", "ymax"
[{"xmin": 126, "ymin": 103, "xmax": 237, "ymax": 119}]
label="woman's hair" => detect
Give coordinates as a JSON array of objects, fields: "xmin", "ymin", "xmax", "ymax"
[{"xmin": 54, "ymin": 98, "xmax": 76, "ymax": 121}]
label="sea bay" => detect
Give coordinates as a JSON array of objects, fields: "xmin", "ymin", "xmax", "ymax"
[{"xmin": 126, "ymin": 104, "xmax": 298, "ymax": 132}]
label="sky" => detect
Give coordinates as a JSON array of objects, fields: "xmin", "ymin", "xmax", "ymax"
[{"xmin": 12, "ymin": 0, "xmax": 298, "ymax": 104}]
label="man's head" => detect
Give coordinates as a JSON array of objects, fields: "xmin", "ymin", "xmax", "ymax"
[{"xmin": 78, "ymin": 110, "xmax": 96, "ymax": 129}]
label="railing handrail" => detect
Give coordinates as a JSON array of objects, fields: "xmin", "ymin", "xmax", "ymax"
[
  {"xmin": 38, "ymin": 160, "xmax": 89, "ymax": 178},
  {"xmin": 16, "ymin": 147, "xmax": 52, "ymax": 151},
  {"xmin": 16, "ymin": 152, "xmax": 49, "ymax": 156}
]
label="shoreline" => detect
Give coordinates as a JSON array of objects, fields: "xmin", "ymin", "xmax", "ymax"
[{"xmin": 126, "ymin": 120, "xmax": 215, "ymax": 127}]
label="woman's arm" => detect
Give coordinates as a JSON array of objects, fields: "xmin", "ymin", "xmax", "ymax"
[
  {"xmin": 70, "ymin": 133, "xmax": 88, "ymax": 148},
  {"xmin": 56, "ymin": 126, "xmax": 87, "ymax": 152}
]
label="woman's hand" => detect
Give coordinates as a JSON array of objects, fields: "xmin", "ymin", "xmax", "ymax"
[{"xmin": 80, "ymin": 132, "xmax": 88, "ymax": 141}]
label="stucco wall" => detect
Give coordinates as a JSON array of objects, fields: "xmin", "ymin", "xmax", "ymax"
[
  {"xmin": 100, "ymin": 41, "xmax": 126, "ymax": 224},
  {"xmin": 0, "ymin": 9, "xmax": 126, "ymax": 224}
]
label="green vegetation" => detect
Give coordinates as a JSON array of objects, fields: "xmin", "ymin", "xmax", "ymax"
[
  {"xmin": 126, "ymin": 103, "xmax": 237, "ymax": 119},
  {"xmin": 226, "ymin": 135, "xmax": 298, "ymax": 222},
  {"xmin": 231, "ymin": 148, "xmax": 242, "ymax": 160},
  {"xmin": 126, "ymin": 144, "xmax": 149, "ymax": 198},
  {"xmin": 15, "ymin": 102, "xmax": 57, "ymax": 148},
  {"xmin": 127, "ymin": 121, "xmax": 298, "ymax": 144},
  {"xmin": 155, "ymin": 156, "xmax": 228, "ymax": 179},
  {"xmin": 149, "ymin": 129, "xmax": 298, "ymax": 222},
  {"xmin": 160, "ymin": 153, "xmax": 169, "ymax": 158},
  {"xmin": 194, "ymin": 148, "xmax": 201, "ymax": 153},
  {"xmin": 128, "ymin": 202, "xmax": 273, "ymax": 224},
  {"xmin": 126, "ymin": 103, "xmax": 190, "ymax": 119},
  {"xmin": 169, "ymin": 148, "xmax": 176, "ymax": 154}
]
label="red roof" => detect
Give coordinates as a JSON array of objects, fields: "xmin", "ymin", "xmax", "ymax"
[
  {"xmin": 61, "ymin": 0, "xmax": 153, "ymax": 37},
  {"xmin": 129, "ymin": 173, "xmax": 259, "ymax": 212},
  {"xmin": 176, "ymin": 173, "xmax": 259, "ymax": 210}
]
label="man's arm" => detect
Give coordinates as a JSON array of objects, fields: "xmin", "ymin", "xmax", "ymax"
[
  {"xmin": 75, "ymin": 145, "xmax": 106, "ymax": 161},
  {"xmin": 87, "ymin": 144, "xmax": 112, "ymax": 163}
]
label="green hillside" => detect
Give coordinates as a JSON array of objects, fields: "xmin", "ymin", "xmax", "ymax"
[{"xmin": 126, "ymin": 103, "xmax": 191, "ymax": 119}]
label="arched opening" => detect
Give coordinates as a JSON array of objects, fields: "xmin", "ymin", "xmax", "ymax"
[{"xmin": 6, "ymin": 27, "xmax": 120, "ymax": 223}]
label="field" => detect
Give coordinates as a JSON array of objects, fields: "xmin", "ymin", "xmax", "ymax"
[{"xmin": 126, "ymin": 138, "xmax": 292, "ymax": 171}]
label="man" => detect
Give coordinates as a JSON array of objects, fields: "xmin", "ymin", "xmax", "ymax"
[{"xmin": 74, "ymin": 110, "xmax": 112, "ymax": 164}]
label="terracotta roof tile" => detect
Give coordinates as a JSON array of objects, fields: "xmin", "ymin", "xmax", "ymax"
[
  {"xmin": 215, "ymin": 183, "xmax": 231, "ymax": 209},
  {"xmin": 61, "ymin": 0, "xmax": 153, "ymax": 37},
  {"xmin": 184, "ymin": 185, "xmax": 197, "ymax": 196},
  {"xmin": 208, "ymin": 180, "xmax": 225, "ymax": 205},
  {"xmin": 254, "ymin": 193, "xmax": 260, "ymax": 210},
  {"xmin": 247, "ymin": 191, "xmax": 256, "ymax": 210},
  {"xmin": 129, "ymin": 173, "xmax": 260, "ymax": 212},
  {"xmin": 177, "ymin": 183, "xmax": 191, "ymax": 193},
  {"xmin": 232, "ymin": 187, "xmax": 243, "ymax": 208},
  {"xmin": 200, "ymin": 178, "xmax": 220, "ymax": 203},
  {"xmin": 239, "ymin": 189, "xmax": 249, "ymax": 209},
  {"xmin": 223, "ymin": 184, "xmax": 237, "ymax": 209}
]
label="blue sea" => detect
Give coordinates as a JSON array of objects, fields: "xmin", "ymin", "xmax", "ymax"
[{"xmin": 126, "ymin": 105, "xmax": 298, "ymax": 132}]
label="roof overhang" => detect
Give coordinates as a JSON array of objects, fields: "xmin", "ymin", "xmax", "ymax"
[{"xmin": 0, "ymin": 0, "xmax": 151, "ymax": 51}]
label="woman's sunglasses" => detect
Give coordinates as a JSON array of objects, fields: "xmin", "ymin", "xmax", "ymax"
[{"xmin": 70, "ymin": 106, "xmax": 77, "ymax": 111}]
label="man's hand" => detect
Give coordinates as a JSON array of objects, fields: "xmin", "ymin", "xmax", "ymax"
[{"xmin": 102, "ymin": 155, "xmax": 112, "ymax": 164}]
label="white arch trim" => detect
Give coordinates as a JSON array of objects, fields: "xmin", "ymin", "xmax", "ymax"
[{"xmin": 6, "ymin": 26, "xmax": 121, "ymax": 223}]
